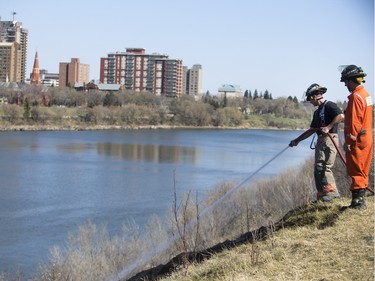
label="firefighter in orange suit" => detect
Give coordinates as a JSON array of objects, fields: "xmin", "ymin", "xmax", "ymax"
[{"xmin": 340, "ymin": 65, "xmax": 373, "ymax": 208}]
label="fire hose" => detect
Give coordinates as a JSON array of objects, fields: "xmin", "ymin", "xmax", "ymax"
[{"xmin": 293, "ymin": 128, "xmax": 374, "ymax": 195}]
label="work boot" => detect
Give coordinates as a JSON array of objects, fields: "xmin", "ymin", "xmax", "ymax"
[
  {"xmin": 318, "ymin": 185, "xmax": 340, "ymax": 202},
  {"xmin": 349, "ymin": 189, "xmax": 366, "ymax": 209},
  {"xmin": 321, "ymin": 189, "xmax": 340, "ymax": 202}
]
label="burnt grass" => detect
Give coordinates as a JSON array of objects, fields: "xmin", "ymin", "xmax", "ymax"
[{"xmin": 125, "ymin": 200, "xmax": 348, "ymax": 281}]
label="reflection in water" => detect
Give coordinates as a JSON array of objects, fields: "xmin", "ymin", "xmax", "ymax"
[
  {"xmin": 56, "ymin": 143, "xmax": 93, "ymax": 154},
  {"xmin": 97, "ymin": 142, "xmax": 198, "ymax": 163}
]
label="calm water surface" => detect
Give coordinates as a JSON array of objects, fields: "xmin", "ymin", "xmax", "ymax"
[{"xmin": 0, "ymin": 129, "xmax": 312, "ymax": 277}]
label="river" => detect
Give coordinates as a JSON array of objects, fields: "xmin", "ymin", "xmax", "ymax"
[{"xmin": 0, "ymin": 129, "xmax": 312, "ymax": 277}]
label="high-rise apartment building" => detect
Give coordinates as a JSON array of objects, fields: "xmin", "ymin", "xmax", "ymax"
[
  {"xmin": 100, "ymin": 48, "xmax": 183, "ymax": 97},
  {"xmin": 0, "ymin": 20, "xmax": 28, "ymax": 83},
  {"xmin": 59, "ymin": 58, "xmax": 90, "ymax": 87},
  {"xmin": 0, "ymin": 42, "xmax": 20, "ymax": 82},
  {"xmin": 185, "ymin": 64, "xmax": 202, "ymax": 96}
]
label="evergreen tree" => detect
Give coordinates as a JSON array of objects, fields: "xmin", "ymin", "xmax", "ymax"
[
  {"xmin": 23, "ymin": 97, "xmax": 30, "ymax": 119},
  {"xmin": 253, "ymin": 89, "xmax": 259, "ymax": 100},
  {"xmin": 244, "ymin": 90, "xmax": 249, "ymax": 98},
  {"xmin": 210, "ymin": 99, "xmax": 220, "ymax": 109},
  {"xmin": 103, "ymin": 91, "xmax": 118, "ymax": 106},
  {"xmin": 264, "ymin": 90, "xmax": 270, "ymax": 99}
]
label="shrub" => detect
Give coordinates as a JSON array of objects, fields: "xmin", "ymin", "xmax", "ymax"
[
  {"xmin": 214, "ymin": 107, "xmax": 244, "ymax": 127},
  {"xmin": 1, "ymin": 104, "xmax": 22, "ymax": 123}
]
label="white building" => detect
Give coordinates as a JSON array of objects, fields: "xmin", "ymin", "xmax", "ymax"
[{"xmin": 218, "ymin": 84, "xmax": 243, "ymax": 98}]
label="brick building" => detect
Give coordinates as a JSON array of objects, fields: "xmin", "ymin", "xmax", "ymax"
[
  {"xmin": 59, "ymin": 58, "xmax": 90, "ymax": 87},
  {"xmin": 100, "ymin": 48, "xmax": 183, "ymax": 97}
]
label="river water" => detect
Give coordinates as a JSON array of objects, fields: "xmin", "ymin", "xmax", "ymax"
[{"xmin": 0, "ymin": 129, "xmax": 312, "ymax": 277}]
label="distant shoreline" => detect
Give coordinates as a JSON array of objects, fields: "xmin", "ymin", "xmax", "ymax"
[{"xmin": 0, "ymin": 124, "xmax": 305, "ymax": 132}]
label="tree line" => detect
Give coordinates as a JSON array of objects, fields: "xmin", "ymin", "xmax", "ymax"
[{"xmin": 0, "ymin": 86, "xmax": 315, "ymax": 129}]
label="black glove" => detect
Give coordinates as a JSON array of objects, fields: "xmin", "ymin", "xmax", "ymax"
[{"xmin": 289, "ymin": 139, "xmax": 298, "ymax": 147}]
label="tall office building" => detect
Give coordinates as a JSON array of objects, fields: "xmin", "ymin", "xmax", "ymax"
[
  {"xmin": 59, "ymin": 58, "xmax": 90, "ymax": 87},
  {"xmin": 0, "ymin": 20, "xmax": 28, "ymax": 83},
  {"xmin": 0, "ymin": 42, "xmax": 20, "ymax": 82},
  {"xmin": 185, "ymin": 64, "xmax": 202, "ymax": 96},
  {"xmin": 100, "ymin": 48, "xmax": 183, "ymax": 97}
]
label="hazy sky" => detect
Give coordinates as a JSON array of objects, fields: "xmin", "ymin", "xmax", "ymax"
[{"xmin": 2, "ymin": 0, "xmax": 374, "ymax": 102}]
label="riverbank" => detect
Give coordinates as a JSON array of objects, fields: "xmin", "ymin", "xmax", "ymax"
[
  {"xmin": 0, "ymin": 123, "xmax": 307, "ymax": 132},
  {"xmin": 158, "ymin": 196, "xmax": 375, "ymax": 281}
]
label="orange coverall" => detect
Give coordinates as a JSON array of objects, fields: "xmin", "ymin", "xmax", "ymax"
[{"xmin": 344, "ymin": 85, "xmax": 373, "ymax": 190}]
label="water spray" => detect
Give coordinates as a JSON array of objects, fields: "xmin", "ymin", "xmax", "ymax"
[{"xmin": 113, "ymin": 145, "xmax": 291, "ymax": 280}]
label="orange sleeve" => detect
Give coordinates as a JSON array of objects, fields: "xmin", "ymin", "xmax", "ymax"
[{"xmin": 346, "ymin": 94, "xmax": 365, "ymax": 145}]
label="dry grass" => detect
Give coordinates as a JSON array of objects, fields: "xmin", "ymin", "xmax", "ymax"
[{"xmin": 161, "ymin": 196, "xmax": 374, "ymax": 281}]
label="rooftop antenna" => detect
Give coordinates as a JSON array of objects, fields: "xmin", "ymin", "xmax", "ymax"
[{"xmin": 12, "ymin": 11, "xmax": 16, "ymax": 21}]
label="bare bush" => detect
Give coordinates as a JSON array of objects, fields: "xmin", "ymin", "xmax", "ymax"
[
  {"xmin": 1, "ymin": 104, "xmax": 22, "ymax": 123},
  {"xmin": 173, "ymin": 99, "xmax": 213, "ymax": 126},
  {"xmin": 87, "ymin": 91, "xmax": 105, "ymax": 108},
  {"xmin": 120, "ymin": 104, "xmax": 145, "ymax": 125},
  {"xmin": 121, "ymin": 92, "xmax": 160, "ymax": 107},
  {"xmin": 30, "ymin": 107, "xmax": 40, "ymax": 122},
  {"xmin": 214, "ymin": 107, "xmax": 244, "ymax": 126},
  {"xmin": 49, "ymin": 106, "xmax": 69, "ymax": 124}
]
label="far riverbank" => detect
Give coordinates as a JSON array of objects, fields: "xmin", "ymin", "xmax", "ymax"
[{"xmin": 0, "ymin": 123, "xmax": 309, "ymax": 132}]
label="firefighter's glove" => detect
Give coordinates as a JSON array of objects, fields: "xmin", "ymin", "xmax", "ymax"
[{"xmin": 289, "ymin": 140, "xmax": 298, "ymax": 147}]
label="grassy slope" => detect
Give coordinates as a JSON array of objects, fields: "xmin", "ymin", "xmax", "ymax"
[{"xmin": 161, "ymin": 196, "xmax": 374, "ymax": 281}]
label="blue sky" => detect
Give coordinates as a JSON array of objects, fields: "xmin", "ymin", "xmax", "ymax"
[{"xmin": 2, "ymin": 0, "xmax": 374, "ymax": 102}]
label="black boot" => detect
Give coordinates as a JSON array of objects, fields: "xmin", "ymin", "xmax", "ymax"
[{"xmin": 349, "ymin": 189, "xmax": 366, "ymax": 209}]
